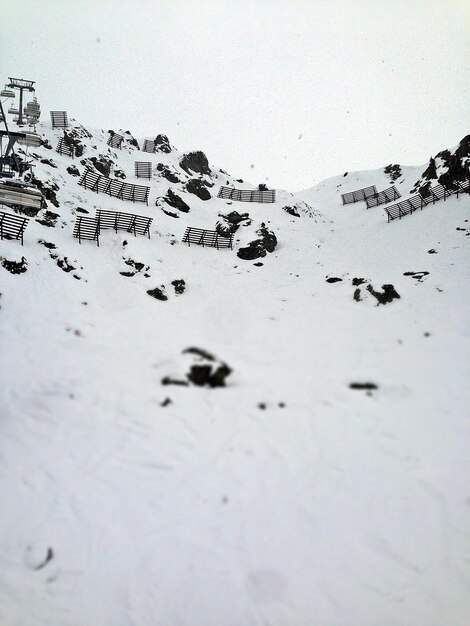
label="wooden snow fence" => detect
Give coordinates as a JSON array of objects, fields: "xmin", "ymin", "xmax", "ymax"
[
  {"xmin": 365, "ymin": 186, "xmax": 401, "ymax": 208},
  {"xmin": 182, "ymin": 227, "xmax": 233, "ymax": 249},
  {"xmin": 0, "ymin": 210, "xmax": 29, "ymax": 245},
  {"xmin": 217, "ymin": 186, "xmax": 276, "ymax": 203},
  {"xmin": 96, "ymin": 209, "xmax": 152, "ymax": 238},
  {"xmin": 142, "ymin": 139, "xmax": 155, "ymax": 153},
  {"xmin": 385, "ymin": 180, "xmax": 469, "ymax": 222},
  {"xmin": 341, "ymin": 185, "xmax": 377, "ymax": 205},
  {"xmin": 73, "ymin": 209, "xmax": 152, "ymax": 246},
  {"xmin": 73, "ymin": 216, "xmax": 100, "ymax": 245},
  {"xmin": 78, "ymin": 168, "xmax": 150, "ymax": 205},
  {"xmin": 56, "ymin": 137, "xmax": 74, "ymax": 158},
  {"xmin": 50, "ymin": 111, "xmax": 68, "ymax": 128},
  {"xmin": 135, "ymin": 162, "xmax": 152, "ymax": 180},
  {"xmin": 107, "ymin": 133, "xmax": 124, "ymax": 149}
]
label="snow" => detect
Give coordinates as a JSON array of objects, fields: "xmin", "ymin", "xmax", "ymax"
[{"xmin": 0, "ymin": 118, "xmax": 469, "ymax": 626}]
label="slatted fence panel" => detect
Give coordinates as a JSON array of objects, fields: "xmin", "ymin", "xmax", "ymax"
[
  {"xmin": 78, "ymin": 169, "xmax": 150, "ymax": 204},
  {"xmin": 182, "ymin": 227, "xmax": 233, "ymax": 249},
  {"xmin": 0, "ymin": 210, "xmax": 29, "ymax": 245},
  {"xmin": 107, "ymin": 133, "xmax": 124, "ymax": 149},
  {"xmin": 56, "ymin": 137, "xmax": 74, "ymax": 157},
  {"xmin": 96, "ymin": 209, "xmax": 152, "ymax": 238},
  {"xmin": 50, "ymin": 111, "xmax": 68, "ymax": 128},
  {"xmin": 217, "ymin": 186, "xmax": 276, "ymax": 203},
  {"xmin": 341, "ymin": 185, "xmax": 378, "ymax": 205},
  {"xmin": 385, "ymin": 181, "xmax": 469, "ymax": 222},
  {"xmin": 135, "ymin": 162, "xmax": 152, "ymax": 179},
  {"xmin": 142, "ymin": 139, "xmax": 155, "ymax": 153},
  {"xmin": 365, "ymin": 186, "xmax": 401, "ymax": 208},
  {"xmin": 73, "ymin": 216, "xmax": 100, "ymax": 245}
]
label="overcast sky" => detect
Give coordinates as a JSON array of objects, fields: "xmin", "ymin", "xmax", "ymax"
[{"xmin": 1, "ymin": 0, "xmax": 469, "ymax": 191}]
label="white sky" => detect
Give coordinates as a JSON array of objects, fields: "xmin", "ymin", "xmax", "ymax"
[{"xmin": 1, "ymin": 0, "xmax": 469, "ymax": 191}]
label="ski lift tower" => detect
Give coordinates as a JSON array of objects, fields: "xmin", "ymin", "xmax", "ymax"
[{"xmin": 7, "ymin": 77, "xmax": 35, "ymax": 126}]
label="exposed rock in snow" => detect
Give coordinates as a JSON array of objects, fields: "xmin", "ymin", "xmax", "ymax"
[
  {"xmin": 185, "ymin": 178, "xmax": 212, "ymax": 200},
  {"xmin": 156, "ymin": 163, "xmax": 181, "ymax": 183},
  {"xmin": 366, "ymin": 283, "xmax": 401, "ymax": 305},
  {"xmin": 162, "ymin": 189, "xmax": 190, "ymax": 213},
  {"xmin": 147, "ymin": 286, "xmax": 168, "ymax": 301},
  {"xmin": 154, "ymin": 133, "xmax": 172, "ymax": 153},
  {"xmin": 179, "ymin": 151, "xmax": 211, "ymax": 176},
  {"xmin": 0, "ymin": 256, "xmax": 28, "ymax": 274}
]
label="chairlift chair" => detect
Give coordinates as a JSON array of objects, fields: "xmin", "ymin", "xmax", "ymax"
[
  {"xmin": 1, "ymin": 88, "xmax": 15, "ymax": 98},
  {"xmin": 8, "ymin": 106, "xmax": 19, "ymax": 115}
]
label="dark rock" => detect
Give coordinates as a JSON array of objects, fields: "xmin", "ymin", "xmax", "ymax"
[
  {"xmin": 123, "ymin": 130, "xmax": 140, "ymax": 150},
  {"xmin": 283, "ymin": 205, "xmax": 300, "ymax": 217},
  {"xmin": 66, "ymin": 165, "xmax": 80, "ymax": 177},
  {"xmin": 161, "ymin": 208, "xmax": 179, "ymax": 218},
  {"xmin": 422, "ymin": 157, "xmax": 438, "ymax": 181},
  {"xmin": 147, "ymin": 287, "xmax": 168, "ymax": 301},
  {"xmin": 352, "ymin": 277, "xmax": 366, "ymax": 286},
  {"xmin": 76, "ymin": 207, "xmax": 89, "ymax": 214},
  {"xmin": 163, "ymin": 189, "xmax": 190, "ymax": 213},
  {"xmin": 221, "ymin": 211, "xmax": 250, "ymax": 225},
  {"xmin": 366, "ymin": 283, "xmax": 400, "ymax": 305},
  {"xmin": 1, "ymin": 256, "xmax": 28, "ymax": 274},
  {"xmin": 237, "ymin": 240, "xmax": 266, "ymax": 261},
  {"xmin": 237, "ymin": 223, "xmax": 277, "ymax": 261},
  {"xmin": 160, "ymin": 397, "xmax": 172, "ymax": 407},
  {"xmin": 185, "ymin": 178, "xmax": 212, "ymax": 200},
  {"xmin": 353, "ymin": 288, "xmax": 362, "ymax": 301},
  {"xmin": 37, "ymin": 240, "xmax": 56, "ymax": 249},
  {"xmin": 184, "ymin": 347, "xmax": 215, "ymax": 361},
  {"xmin": 258, "ymin": 183, "xmax": 268, "ymax": 191},
  {"xmin": 124, "ymin": 258, "xmax": 148, "ymax": 273},
  {"xmin": 216, "ymin": 221, "xmax": 237, "ymax": 237},
  {"xmin": 55, "ymin": 256, "xmax": 75, "ymax": 273},
  {"xmin": 427, "ymin": 249, "xmax": 437, "ymax": 254},
  {"xmin": 40, "ymin": 138, "xmax": 53, "ymax": 150},
  {"xmin": 33, "ymin": 547, "xmax": 54, "ymax": 571},
  {"xmin": 155, "ymin": 134, "xmax": 172, "ymax": 154},
  {"xmin": 87, "ymin": 155, "xmax": 114, "ymax": 177},
  {"xmin": 36, "ymin": 210, "xmax": 59, "ymax": 228},
  {"xmin": 171, "ymin": 279, "xmax": 186, "ymax": 295},
  {"xmin": 258, "ymin": 224, "xmax": 277, "ymax": 252},
  {"xmin": 180, "ymin": 151, "xmax": 211, "ymax": 176},
  {"xmin": 254, "ymin": 262, "xmax": 263, "ymax": 267},
  {"xmin": 188, "ymin": 363, "xmax": 232, "ymax": 388},
  {"xmin": 40, "ymin": 158, "xmax": 58, "ymax": 168},
  {"xmin": 156, "ymin": 163, "xmax": 180, "ymax": 183},
  {"xmin": 403, "ymin": 271, "xmax": 429, "ymax": 280},
  {"xmin": 216, "ymin": 210, "xmax": 251, "ymax": 236},
  {"xmin": 384, "ymin": 163, "xmax": 402, "ymax": 182},
  {"xmin": 31, "ymin": 177, "xmax": 59, "ymax": 208},
  {"xmin": 161, "ymin": 376, "xmax": 188, "ymax": 386},
  {"xmin": 349, "ymin": 382, "xmax": 378, "ymax": 390},
  {"xmin": 326, "ymin": 277, "xmax": 342, "ymax": 283},
  {"xmin": 114, "ymin": 168, "xmax": 126, "ymax": 179}
]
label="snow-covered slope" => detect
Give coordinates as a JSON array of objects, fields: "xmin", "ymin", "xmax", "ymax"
[{"xmin": 0, "ymin": 118, "xmax": 469, "ymax": 626}]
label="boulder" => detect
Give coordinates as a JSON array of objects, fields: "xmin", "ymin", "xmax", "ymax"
[
  {"xmin": 185, "ymin": 178, "xmax": 212, "ymax": 200},
  {"xmin": 155, "ymin": 134, "xmax": 172, "ymax": 153},
  {"xmin": 237, "ymin": 223, "xmax": 277, "ymax": 261},
  {"xmin": 163, "ymin": 189, "xmax": 190, "ymax": 213},
  {"xmin": 180, "ymin": 151, "xmax": 212, "ymax": 176},
  {"xmin": 156, "ymin": 163, "xmax": 180, "ymax": 183}
]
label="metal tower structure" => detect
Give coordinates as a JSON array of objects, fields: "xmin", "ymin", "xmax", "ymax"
[{"xmin": 6, "ymin": 77, "xmax": 35, "ymax": 126}]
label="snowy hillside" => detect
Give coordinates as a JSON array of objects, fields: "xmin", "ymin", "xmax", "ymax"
[{"xmin": 0, "ymin": 117, "xmax": 469, "ymax": 626}]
